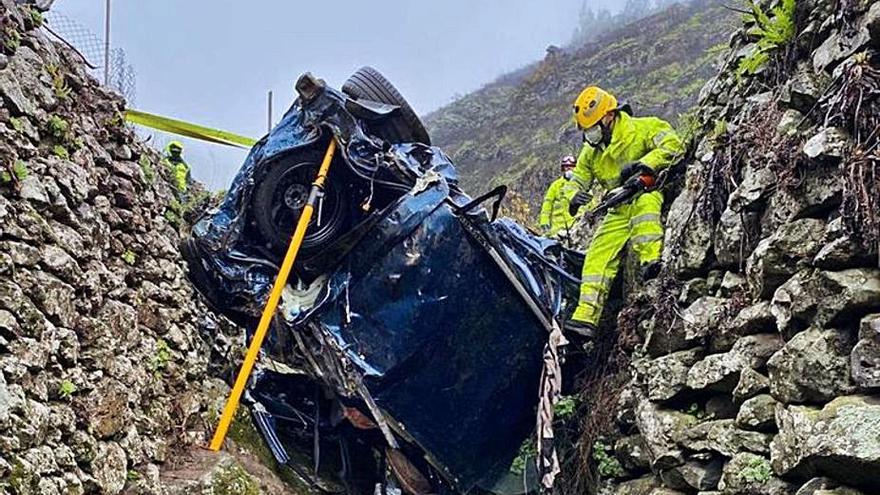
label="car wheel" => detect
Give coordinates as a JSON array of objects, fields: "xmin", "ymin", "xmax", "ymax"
[
  {"xmin": 342, "ymin": 66, "xmax": 432, "ymax": 146},
  {"xmin": 252, "ymin": 150, "xmax": 349, "ymax": 260}
]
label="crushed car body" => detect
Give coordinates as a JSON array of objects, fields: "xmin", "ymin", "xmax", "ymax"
[{"xmin": 184, "ymin": 70, "xmax": 581, "ymax": 493}]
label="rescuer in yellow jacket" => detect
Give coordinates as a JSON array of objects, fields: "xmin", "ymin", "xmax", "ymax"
[
  {"xmin": 162, "ymin": 141, "xmax": 191, "ymax": 194},
  {"xmin": 565, "ymin": 86, "xmax": 684, "ymax": 339},
  {"xmin": 539, "ymin": 155, "xmax": 580, "ymax": 239}
]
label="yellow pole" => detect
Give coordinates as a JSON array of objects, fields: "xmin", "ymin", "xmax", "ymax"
[{"xmin": 209, "ymin": 138, "xmax": 338, "ymax": 451}]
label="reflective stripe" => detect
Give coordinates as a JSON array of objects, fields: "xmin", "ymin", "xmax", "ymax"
[
  {"xmin": 630, "ymin": 213, "xmax": 661, "ymax": 226},
  {"xmin": 653, "ymin": 130, "xmax": 670, "ymax": 146},
  {"xmin": 581, "ymin": 274, "xmax": 608, "ymax": 285},
  {"xmin": 631, "ymin": 233, "xmax": 663, "ymax": 245},
  {"xmin": 579, "ymin": 292, "xmax": 601, "ymax": 304}
]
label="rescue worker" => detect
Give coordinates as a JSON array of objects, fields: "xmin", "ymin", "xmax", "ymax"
[
  {"xmin": 538, "ymin": 155, "xmax": 580, "ymax": 240},
  {"xmin": 565, "ymin": 86, "xmax": 684, "ymax": 338},
  {"xmin": 162, "ymin": 141, "xmax": 191, "ymax": 194}
]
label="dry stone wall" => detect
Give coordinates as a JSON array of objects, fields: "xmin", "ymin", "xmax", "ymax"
[{"xmin": 598, "ymin": 1, "xmax": 880, "ymax": 494}]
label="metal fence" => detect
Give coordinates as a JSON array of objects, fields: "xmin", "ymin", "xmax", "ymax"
[{"xmin": 42, "ymin": 9, "xmax": 136, "ymax": 104}]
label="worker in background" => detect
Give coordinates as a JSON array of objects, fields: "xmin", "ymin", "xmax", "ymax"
[
  {"xmin": 538, "ymin": 155, "xmax": 581, "ymax": 244},
  {"xmin": 162, "ymin": 141, "xmax": 191, "ymax": 195},
  {"xmin": 565, "ymin": 86, "xmax": 684, "ymax": 340}
]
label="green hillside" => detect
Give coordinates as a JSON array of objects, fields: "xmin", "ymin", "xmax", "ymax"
[{"xmin": 425, "ymin": 0, "xmax": 737, "ymax": 220}]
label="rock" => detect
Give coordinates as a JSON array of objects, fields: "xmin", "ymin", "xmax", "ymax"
[
  {"xmin": 676, "ymin": 419, "xmax": 773, "ymax": 457},
  {"xmin": 727, "ymin": 163, "xmax": 777, "ymax": 213},
  {"xmin": 771, "ymin": 396, "xmax": 880, "ymax": 488},
  {"xmin": 714, "ymin": 207, "xmax": 761, "ymax": 269},
  {"xmin": 735, "ymin": 394, "xmax": 779, "ymax": 432},
  {"xmin": 746, "ymin": 219, "xmax": 826, "ymax": 299},
  {"xmin": 636, "ymin": 399, "xmax": 697, "ymax": 470},
  {"xmin": 91, "ymin": 441, "xmax": 127, "ymax": 494},
  {"xmin": 718, "ymin": 272, "xmax": 747, "ymax": 298},
  {"xmin": 718, "ymin": 453, "xmax": 794, "ymax": 495},
  {"xmin": 733, "ymin": 368, "xmax": 771, "ymax": 402},
  {"xmin": 679, "ymin": 278, "xmax": 708, "ymax": 306},
  {"xmin": 768, "ymin": 327, "xmax": 856, "ymax": 403},
  {"xmin": 677, "ymin": 457, "xmax": 723, "ymax": 491},
  {"xmin": 616, "ymin": 435, "xmax": 652, "ymax": 473},
  {"xmin": 18, "ymin": 174, "xmax": 50, "ymax": 205},
  {"xmin": 83, "ymin": 379, "xmax": 130, "ymax": 439},
  {"xmin": 663, "ymin": 163, "xmax": 714, "ymax": 277},
  {"xmin": 777, "ymin": 109, "xmax": 806, "ymax": 137},
  {"xmin": 795, "ymin": 477, "xmax": 866, "ymax": 495},
  {"xmin": 614, "ymin": 475, "xmax": 660, "ymax": 495},
  {"xmin": 812, "ymin": 28, "xmax": 870, "ymax": 73},
  {"xmin": 644, "ymin": 348, "xmax": 704, "ymax": 402},
  {"xmin": 771, "ymin": 269, "xmax": 880, "ymax": 335},
  {"xmin": 713, "ymin": 302, "xmax": 776, "ymax": 353},
  {"xmin": 813, "ymin": 218, "xmax": 878, "ymax": 270},
  {"xmin": 682, "ymin": 296, "xmax": 728, "ymax": 342},
  {"xmin": 850, "ymin": 314, "xmax": 880, "ymax": 388},
  {"xmin": 780, "ymin": 64, "xmax": 830, "ymax": 113},
  {"xmin": 687, "ymin": 334, "xmax": 783, "ymax": 392},
  {"xmin": 761, "ymin": 168, "xmax": 842, "ymax": 233},
  {"xmin": 802, "ymin": 127, "xmax": 850, "ymax": 161}
]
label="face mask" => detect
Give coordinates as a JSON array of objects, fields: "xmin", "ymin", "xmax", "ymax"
[
  {"xmin": 583, "ymin": 124, "xmax": 604, "ymax": 147},
  {"xmin": 563, "ymin": 170, "xmax": 574, "ymax": 180}
]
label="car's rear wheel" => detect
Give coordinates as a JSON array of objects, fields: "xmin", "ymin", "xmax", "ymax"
[
  {"xmin": 252, "ymin": 150, "xmax": 349, "ymax": 260},
  {"xmin": 342, "ymin": 66, "xmax": 432, "ymax": 146}
]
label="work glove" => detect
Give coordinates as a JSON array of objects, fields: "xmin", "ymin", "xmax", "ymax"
[
  {"xmin": 568, "ymin": 191, "xmax": 590, "ymax": 217},
  {"xmin": 619, "ymin": 162, "xmax": 654, "ymax": 182}
]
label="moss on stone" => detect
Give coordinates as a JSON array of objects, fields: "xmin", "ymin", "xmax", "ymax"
[{"xmin": 211, "ymin": 463, "xmax": 260, "ymax": 495}]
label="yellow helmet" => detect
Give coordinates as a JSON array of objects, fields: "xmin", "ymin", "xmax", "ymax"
[
  {"xmin": 573, "ymin": 86, "xmax": 618, "ymax": 130},
  {"xmin": 166, "ymin": 141, "xmax": 184, "ymax": 153}
]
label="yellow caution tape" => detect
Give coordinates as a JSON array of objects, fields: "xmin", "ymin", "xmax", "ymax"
[{"xmin": 125, "ymin": 109, "xmax": 258, "ymax": 149}]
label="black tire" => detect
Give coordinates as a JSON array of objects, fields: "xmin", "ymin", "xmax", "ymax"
[
  {"xmin": 342, "ymin": 66, "xmax": 431, "ymax": 146},
  {"xmin": 251, "ymin": 150, "xmax": 350, "ymax": 260}
]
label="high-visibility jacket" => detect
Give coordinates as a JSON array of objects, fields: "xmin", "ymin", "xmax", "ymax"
[
  {"xmin": 162, "ymin": 142, "xmax": 190, "ymax": 193},
  {"xmin": 539, "ymin": 177, "xmax": 580, "ymax": 236},
  {"xmin": 570, "ymin": 111, "xmax": 684, "ymax": 327}
]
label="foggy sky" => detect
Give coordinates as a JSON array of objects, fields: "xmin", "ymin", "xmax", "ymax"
[{"xmin": 52, "ymin": 0, "xmax": 622, "ymax": 189}]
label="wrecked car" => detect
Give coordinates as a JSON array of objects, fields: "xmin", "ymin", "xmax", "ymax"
[{"xmin": 184, "ymin": 67, "xmax": 582, "ymax": 494}]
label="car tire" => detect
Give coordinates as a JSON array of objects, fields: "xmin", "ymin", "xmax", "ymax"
[
  {"xmin": 342, "ymin": 66, "xmax": 432, "ymax": 145},
  {"xmin": 251, "ymin": 149, "xmax": 350, "ymax": 261}
]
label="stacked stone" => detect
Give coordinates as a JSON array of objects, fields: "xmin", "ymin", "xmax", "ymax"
[
  {"xmin": 0, "ymin": 1, "xmax": 234, "ymax": 493},
  {"xmin": 601, "ymin": 1, "xmax": 880, "ymax": 494}
]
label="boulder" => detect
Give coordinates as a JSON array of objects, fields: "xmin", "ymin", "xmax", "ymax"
[
  {"xmin": 777, "ymin": 108, "xmax": 806, "ymax": 137},
  {"xmin": 746, "ymin": 219, "xmax": 827, "ymax": 299},
  {"xmin": 735, "ymin": 394, "xmax": 779, "ymax": 432},
  {"xmin": 728, "ymin": 162, "xmax": 776, "ymax": 213},
  {"xmin": 714, "ymin": 207, "xmax": 761, "ymax": 269},
  {"xmin": 643, "ymin": 348, "xmax": 704, "ymax": 402},
  {"xmin": 761, "ymin": 168, "xmax": 841, "ymax": 234},
  {"xmin": 712, "ymin": 301, "xmax": 776, "ymax": 353},
  {"xmin": 663, "ymin": 163, "xmax": 715, "ymax": 277},
  {"xmin": 779, "ymin": 63, "xmax": 830, "ymax": 113},
  {"xmin": 613, "ymin": 476, "xmax": 660, "ymax": 495},
  {"xmin": 687, "ymin": 334, "xmax": 783, "ymax": 392},
  {"xmin": 615, "ymin": 435, "xmax": 652, "ymax": 473},
  {"xmin": 771, "ymin": 269, "xmax": 880, "ymax": 336},
  {"xmin": 767, "ymin": 327, "xmax": 856, "ymax": 403},
  {"xmin": 802, "ymin": 127, "xmax": 850, "ymax": 161},
  {"xmin": 812, "ymin": 28, "xmax": 870, "ymax": 73},
  {"xmin": 733, "ymin": 368, "xmax": 771, "ymax": 402},
  {"xmin": 718, "ymin": 272, "xmax": 747, "ymax": 298},
  {"xmin": 662, "ymin": 456, "xmax": 723, "ymax": 492},
  {"xmin": 851, "ymin": 313, "xmax": 880, "ymax": 388},
  {"xmin": 813, "ymin": 218, "xmax": 878, "ymax": 270},
  {"xmin": 795, "ymin": 477, "xmax": 866, "ymax": 495},
  {"xmin": 644, "ymin": 297, "xmax": 728, "ymax": 358},
  {"xmin": 675, "ymin": 419, "xmax": 773, "ymax": 457},
  {"xmin": 771, "ymin": 396, "xmax": 880, "ymax": 488},
  {"xmin": 92, "ymin": 441, "xmax": 127, "ymax": 494},
  {"xmin": 718, "ymin": 452, "xmax": 795, "ymax": 495},
  {"xmin": 636, "ymin": 399, "xmax": 697, "ymax": 470},
  {"xmin": 679, "ymin": 278, "xmax": 708, "ymax": 306}
]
